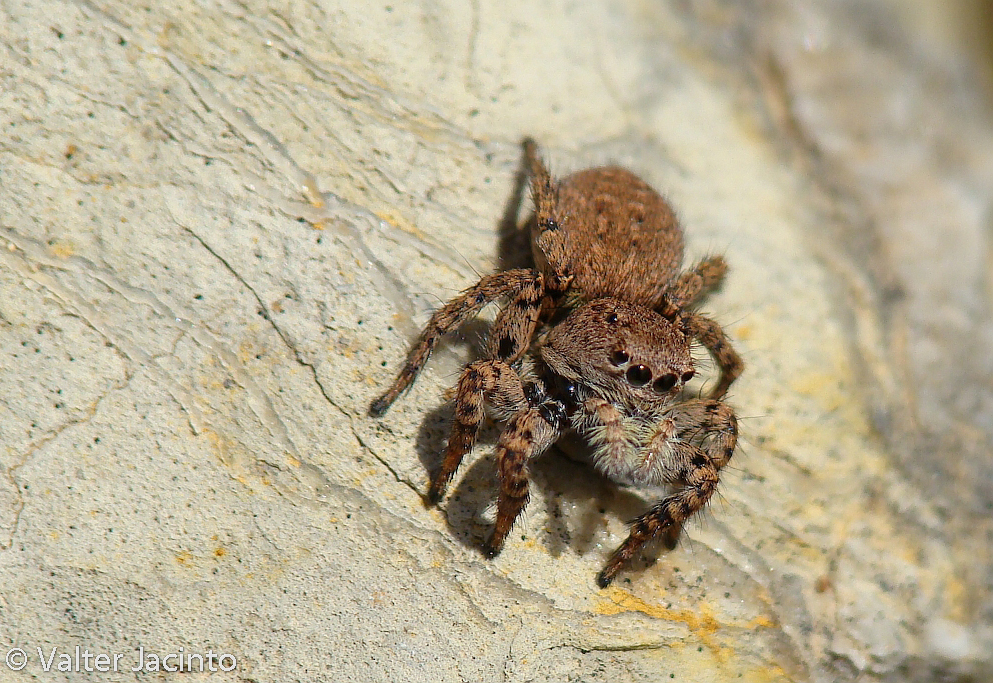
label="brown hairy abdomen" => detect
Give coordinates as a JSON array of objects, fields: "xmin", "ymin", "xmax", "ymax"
[{"xmin": 553, "ymin": 167, "xmax": 684, "ymax": 306}]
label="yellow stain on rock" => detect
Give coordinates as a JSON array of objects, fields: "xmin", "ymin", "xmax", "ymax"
[
  {"xmin": 203, "ymin": 428, "xmax": 235, "ymax": 468},
  {"xmin": 175, "ymin": 551, "xmax": 195, "ymax": 568},
  {"xmin": 374, "ymin": 209, "xmax": 421, "ymax": 237},
  {"xmin": 597, "ymin": 588, "xmax": 718, "ymax": 630},
  {"xmin": 733, "ymin": 322, "xmax": 754, "ymax": 340},
  {"xmin": 596, "ymin": 588, "xmax": 777, "ymax": 666},
  {"xmin": 789, "ymin": 370, "xmax": 846, "ymax": 411},
  {"xmin": 49, "ymin": 241, "xmax": 75, "ymax": 258}
]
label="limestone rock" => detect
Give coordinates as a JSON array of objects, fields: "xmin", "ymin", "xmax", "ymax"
[{"xmin": 1, "ymin": 1, "xmax": 990, "ymax": 680}]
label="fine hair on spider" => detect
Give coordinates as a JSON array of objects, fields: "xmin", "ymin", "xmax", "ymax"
[{"xmin": 371, "ymin": 138, "xmax": 743, "ymax": 587}]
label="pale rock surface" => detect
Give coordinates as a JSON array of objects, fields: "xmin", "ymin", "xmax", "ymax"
[{"xmin": 1, "ymin": 1, "xmax": 991, "ymax": 681}]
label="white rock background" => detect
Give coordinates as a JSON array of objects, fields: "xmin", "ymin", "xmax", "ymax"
[{"xmin": 1, "ymin": 1, "xmax": 991, "ymax": 681}]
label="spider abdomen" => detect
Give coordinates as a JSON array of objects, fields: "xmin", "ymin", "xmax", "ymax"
[{"xmin": 534, "ymin": 166, "xmax": 684, "ymax": 306}]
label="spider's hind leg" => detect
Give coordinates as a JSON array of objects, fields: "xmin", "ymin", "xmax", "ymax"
[{"xmin": 523, "ymin": 137, "xmax": 553, "ymax": 209}]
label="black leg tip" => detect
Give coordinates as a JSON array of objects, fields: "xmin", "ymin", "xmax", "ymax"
[
  {"xmin": 482, "ymin": 536, "xmax": 503, "ymax": 559},
  {"xmin": 596, "ymin": 570, "xmax": 614, "ymax": 589},
  {"xmin": 425, "ymin": 487, "xmax": 443, "ymax": 507},
  {"xmin": 660, "ymin": 526, "xmax": 681, "ymax": 551},
  {"xmin": 369, "ymin": 396, "xmax": 390, "ymax": 417}
]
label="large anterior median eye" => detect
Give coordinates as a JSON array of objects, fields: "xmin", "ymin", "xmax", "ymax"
[
  {"xmin": 625, "ymin": 364, "xmax": 651, "ymax": 386},
  {"xmin": 653, "ymin": 373, "xmax": 678, "ymax": 393}
]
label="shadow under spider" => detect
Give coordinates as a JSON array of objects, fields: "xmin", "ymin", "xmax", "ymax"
[
  {"xmin": 496, "ymin": 139, "xmax": 536, "ymax": 274},
  {"xmin": 417, "ymin": 408, "xmax": 683, "ymax": 577},
  {"xmin": 532, "ymin": 443, "xmax": 685, "ymax": 571}
]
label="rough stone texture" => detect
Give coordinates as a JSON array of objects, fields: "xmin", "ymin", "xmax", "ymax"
[{"xmin": 1, "ymin": 1, "xmax": 991, "ymax": 681}]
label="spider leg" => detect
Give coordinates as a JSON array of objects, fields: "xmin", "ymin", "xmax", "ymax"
[
  {"xmin": 681, "ymin": 312, "xmax": 743, "ymax": 399},
  {"xmin": 597, "ymin": 399, "xmax": 737, "ymax": 587},
  {"xmin": 484, "ymin": 272, "xmax": 544, "ymax": 362},
  {"xmin": 484, "ymin": 406, "xmax": 561, "ymax": 557},
  {"xmin": 663, "ymin": 399, "xmax": 738, "ymax": 470},
  {"xmin": 523, "ymin": 138, "xmax": 577, "ymax": 296},
  {"xmin": 576, "ymin": 398, "xmax": 688, "ymax": 551},
  {"xmin": 428, "ymin": 359, "xmax": 529, "ymax": 504},
  {"xmin": 370, "ymin": 269, "xmax": 543, "ymax": 416},
  {"xmin": 662, "ymin": 255, "xmax": 728, "ymax": 313},
  {"xmin": 523, "ymin": 137, "xmax": 555, "ymax": 217}
]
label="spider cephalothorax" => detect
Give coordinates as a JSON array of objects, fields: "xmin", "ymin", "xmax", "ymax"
[
  {"xmin": 540, "ymin": 298, "xmax": 696, "ymax": 411},
  {"xmin": 371, "ymin": 140, "xmax": 742, "ymax": 586}
]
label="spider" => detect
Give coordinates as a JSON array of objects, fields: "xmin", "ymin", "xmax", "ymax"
[{"xmin": 371, "ymin": 139, "xmax": 742, "ymax": 586}]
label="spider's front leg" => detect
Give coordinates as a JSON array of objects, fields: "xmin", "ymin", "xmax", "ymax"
[
  {"xmin": 370, "ymin": 269, "xmax": 544, "ymax": 416},
  {"xmin": 429, "ymin": 359, "xmax": 530, "ymax": 504},
  {"xmin": 577, "ymin": 397, "xmax": 694, "ymax": 550},
  {"xmin": 592, "ymin": 398, "xmax": 738, "ymax": 588},
  {"xmin": 484, "ymin": 402, "xmax": 564, "ymax": 557}
]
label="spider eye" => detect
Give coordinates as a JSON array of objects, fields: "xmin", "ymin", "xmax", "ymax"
[
  {"xmin": 609, "ymin": 349, "xmax": 629, "ymax": 366},
  {"xmin": 625, "ymin": 364, "xmax": 652, "ymax": 386},
  {"xmin": 653, "ymin": 373, "xmax": 678, "ymax": 393},
  {"xmin": 681, "ymin": 370, "xmax": 695, "ymax": 383}
]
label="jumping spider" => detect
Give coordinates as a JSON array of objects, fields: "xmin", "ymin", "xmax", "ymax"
[{"xmin": 371, "ymin": 139, "xmax": 742, "ymax": 587}]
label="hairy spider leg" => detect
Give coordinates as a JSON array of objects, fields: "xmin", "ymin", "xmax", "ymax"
[
  {"xmin": 523, "ymin": 137, "xmax": 554, "ymax": 214},
  {"xmin": 663, "ymin": 255, "xmax": 728, "ymax": 313},
  {"xmin": 597, "ymin": 399, "xmax": 737, "ymax": 587},
  {"xmin": 680, "ymin": 313, "xmax": 743, "ymax": 399},
  {"xmin": 428, "ymin": 359, "xmax": 529, "ymax": 503},
  {"xmin": 370, "ymin": 269, "xmax": 544, "ymax": 416},
  {"xmin": 483, "ymin": 406, "xmax": 561, "ymax": 557},
  {"xmin": 522, "ymin": 138, "xmax": 578, "ymax": 295}
]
